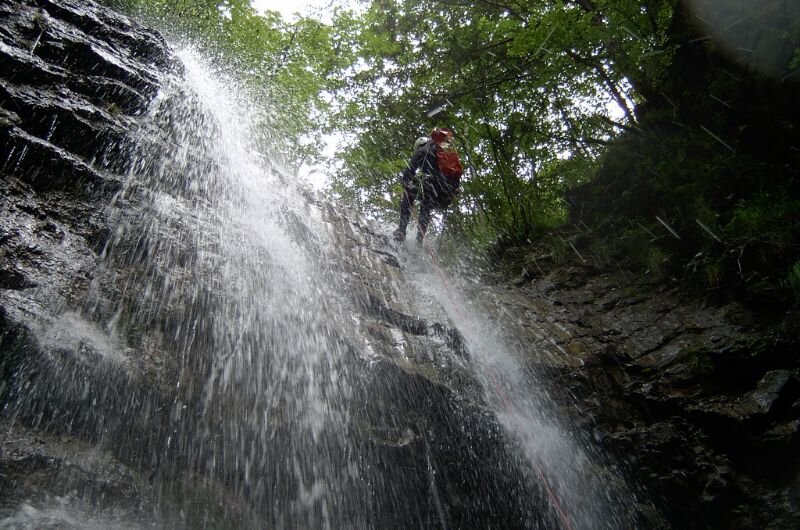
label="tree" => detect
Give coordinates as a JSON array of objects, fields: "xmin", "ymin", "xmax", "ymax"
[
  {"xmin": 327, "ymin": 0, "xmax": 678, "ymax": 246},
  {"xmin": 101, "ymin": 0, "xmax": 345, "ymax": 172}
]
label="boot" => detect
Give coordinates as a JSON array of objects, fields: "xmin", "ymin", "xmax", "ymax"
[{"xmin": 393, "ymin": 228, "xmax": 406, "ymax": 242}]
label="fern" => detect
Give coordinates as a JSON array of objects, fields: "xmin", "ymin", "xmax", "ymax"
[{"xmin": 782, "ymin": 261, "xmax": 800, "ymax": 299}]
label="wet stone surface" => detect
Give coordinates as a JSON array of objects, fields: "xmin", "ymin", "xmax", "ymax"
[
  {"xmin": 0, "ymin": 2, "xmax": 544, "ymax": 528},
  {"xmin": 0, "ymin": 0, "xmax": 798, "ymax": 529},
  {"xmin": 478, "ymin": 262, "xmax": 800, "ymax": 529}
]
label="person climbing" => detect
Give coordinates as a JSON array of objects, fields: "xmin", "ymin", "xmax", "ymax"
[{"xmin": 393, "ymin": 128, "xmax": 463, "ymax": 243}]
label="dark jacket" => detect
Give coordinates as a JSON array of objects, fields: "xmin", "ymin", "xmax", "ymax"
[
  {"xmin": 400, "ymin": 141, "xmax": 458, "ymax": 210},
  {"xmin": 401, "ymin": 141, "xmax": 440, "ymax": 186}
]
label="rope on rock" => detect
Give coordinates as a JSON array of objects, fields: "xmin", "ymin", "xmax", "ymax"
[{"xmin": 400, "ymin": 201, "xmax": 575, "ymax": 530}]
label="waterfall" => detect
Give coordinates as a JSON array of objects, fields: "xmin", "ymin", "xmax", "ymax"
[
  {"xmin": 2, "ymin": 42, "xmax": 637, "ymax": 529},
  {"xmin": 94, "ymin": 47, "xmax": 365, "ymax": 528},
  {"xmin": 401, "ymin": 254, "xmax": 637, "ymax": 529}
]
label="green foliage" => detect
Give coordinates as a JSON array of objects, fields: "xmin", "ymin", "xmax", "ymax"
[
  {"xmin": 103, "ymin": 0, "xmax": 681, "ymax": 250},
  {"xmin": 99, "ymin": 0, "xmax": 799, "ymax": 306},
  {"xmin": 611, "ymin": 221, "xmax": 669, "ymax": 277},
  {"xmin": 100, "ymin": 0, "xmax": 347, "ymax": 170},
  {"xmin": 326, "ymin": 0, "xmax": 679, "ymax": 248},
  {"xmin": 725, "ymin": 192, "xmax": 800, "ymax": 246},
  {"xmin": 783, "ymin": 262, "xmax": 800, "ymax": 301},
  {"xmin": 717, "ymin": 192, "xmax": 800, "ymax": 300},
  {"xmin": 546, "ymin": 234, "xmax": 572, "ymax": 266},
  {"xmin": 789, "ymin": 48, "xmax": 800, "ymax": 72}
]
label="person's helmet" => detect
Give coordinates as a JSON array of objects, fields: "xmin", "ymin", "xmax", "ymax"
[{"xmin": 413, "ymin": 136, "xmax": 428, "ymax": 150}]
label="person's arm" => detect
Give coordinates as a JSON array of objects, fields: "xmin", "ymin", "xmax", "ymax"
[{"xmin": 401, "ymin": 147, "xmax": 426, "ymax": 186}]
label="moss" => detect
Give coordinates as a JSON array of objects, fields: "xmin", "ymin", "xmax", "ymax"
[
  {"xmin": 683, "ymin": 350, "xmax": 714, "ymax": 377},
  {"xmin": 644, "ymin": 246, "xmax": 670, "ymax": 278},
  {"xmin": 780, "ymin": 261, "xmax": 800, "ymax": 304},
  {"xmin": 725, "ymin": 192, "xmax": 800, "ymax": 245}
]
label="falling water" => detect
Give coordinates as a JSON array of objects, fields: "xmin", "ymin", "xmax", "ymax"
[
  {"xmin": 2, "ymin": 43, "xmax": 638, "ymax": 528},
  {"xmin": 93, "ymin": 47, "xmax": 366, "ymax": 528},
  {"xmin": 400, "ymin": 249, "xmax": 638, "ymax": 529}
]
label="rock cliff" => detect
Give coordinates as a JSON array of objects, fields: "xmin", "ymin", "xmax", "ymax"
[
  {"xmin": 0, "ymin": 1, "xmax": 552, "ymax": 527},
  {"xmin": 0, "ymin": 1, "xmax": 797, "ymax": 529},
  {"xmin": 479, "ymin": 258, "xmax": 799, "ymax": 528}
]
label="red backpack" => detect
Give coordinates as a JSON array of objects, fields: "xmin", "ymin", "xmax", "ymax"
[{"xmin": 431, "ymin": 128, "xmax": 464, "ymax": 181}]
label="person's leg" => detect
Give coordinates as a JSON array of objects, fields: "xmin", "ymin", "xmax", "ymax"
[
  {"xmin": 395, "ymin": 186, "xmax": 417, "ymax": 241},
  {"xmin": 417, "ymin": 198, "xmax": 432, "ymax": 243}
]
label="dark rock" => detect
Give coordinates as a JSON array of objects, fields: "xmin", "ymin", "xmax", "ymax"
[
  {"xmin": 481, "ymin": 255, "xmax": 800, "ymax": 528},
  {"xmin": 0, "ymin": 421, "xmax": 153, "ymax": 520},
  {"xmin": 0, "ymin": 0, "xmax": 797, "ymax": 528},
  {"xmin": 733, "ymin": 370, "xmax": 795, "ymax": 418},
  {"xmin": 0, "ymin": 2, "xmax": 547, "ymax": 528},
  {"xmin": 0, "ymin": 0, "xmax": 177, "ymax": 522}
]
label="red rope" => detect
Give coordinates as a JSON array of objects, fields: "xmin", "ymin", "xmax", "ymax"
[{"xmin": 397, "ymin": 173, "xmax": 575, "ymax": 527}]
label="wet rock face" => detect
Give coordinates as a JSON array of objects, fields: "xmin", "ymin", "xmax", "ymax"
[
  {"xmin": 0, "ymin": 2, "xmax": 541, "ymax": 528},
  {"xmin": 483, "ymin": 264, "xmax": 800, "ymax": 529},
  {"xmin": 321, "ymin": 206, "xmax": 549, "ymax": 529},
  {"xmin": 0, "ymin": 0, "xmax": 172, "ymax": 310},
  {"xmin": 0, "ymin": 0, "xmax": 172, "ymax": 193},
  {"xmin": 1, "ymin": 1, "xmax": 796, "ymax": 529},
  {"xmin": 0, "ymin": 0, "xmax": 174, "ymax": 520},
  {"xmin": 0, "ymin": 0, "xmax": 170, "ymax": 323}
]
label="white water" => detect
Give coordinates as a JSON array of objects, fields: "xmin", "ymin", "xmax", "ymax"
[
  {"xmin": 399, "ymin": 244, "xmax": 634, "ymax": 529},
  {"xmin": 125, "ymin": 48, "xmax": 359, "ymax": 527},
  {"xmin": 7, "ymin": 47, "xmax": 359, "ymax": 528},
  {"xmin": 0, "ymin": 499, "xmax": 147, "ymax": 530}
]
